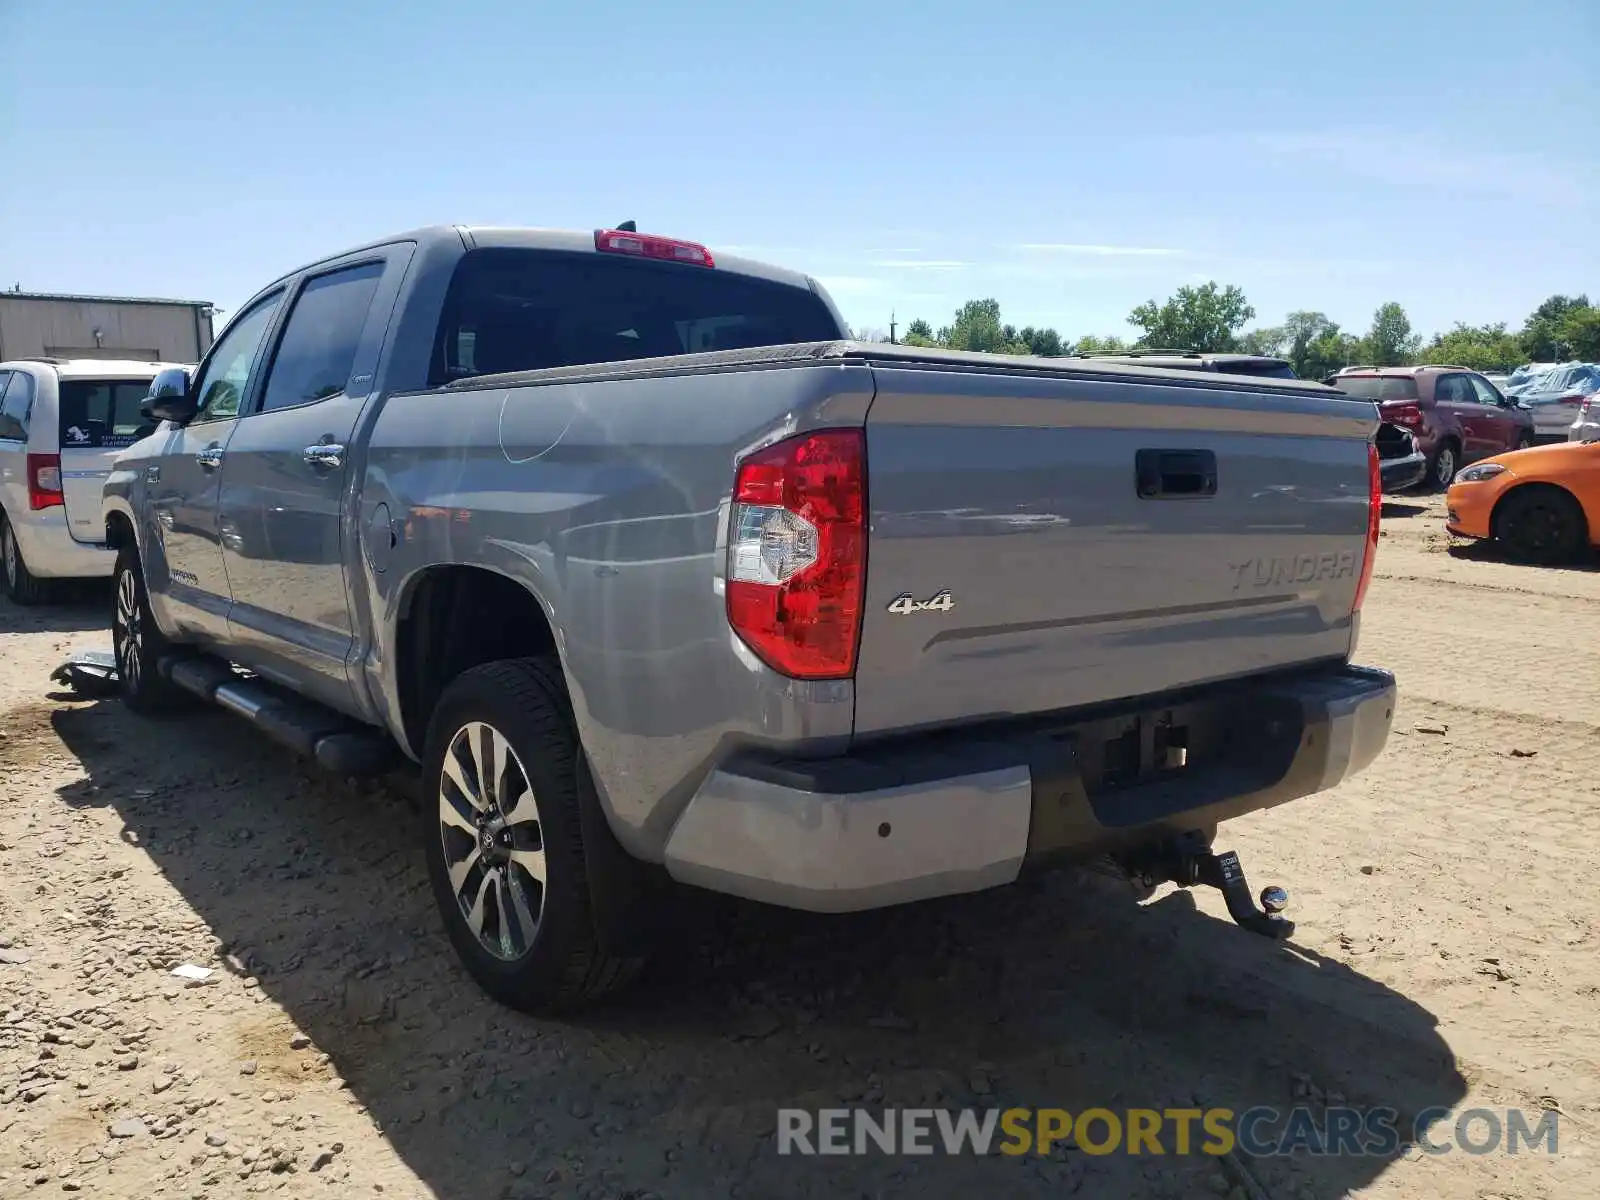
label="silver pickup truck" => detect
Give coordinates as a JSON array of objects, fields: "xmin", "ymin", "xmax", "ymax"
[{"xmin": 102, "ymin": 224, "xmax": 1395, "ymax": 1012}]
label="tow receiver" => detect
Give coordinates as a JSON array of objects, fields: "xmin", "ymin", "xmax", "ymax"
[{"xmin": 1122, "ymin": 830, "xmax": 1294, "ymax": 940}]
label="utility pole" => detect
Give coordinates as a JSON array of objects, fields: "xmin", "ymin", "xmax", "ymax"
[{"xmin": 889, "ymin": 311, "xmax": 897, "ymax": 344}]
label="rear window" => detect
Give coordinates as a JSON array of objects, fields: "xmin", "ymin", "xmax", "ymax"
[
  {"xmin": 1222, "ymin": 360, "xmax": 1297, "ymax": 379},
  {"xmin": 1335, "ymin": 376, "xmax": 1418, "ymax": 401},
  {"xmin": 58, "ymin": 379, "xmax": 159, "ymax": 449},
  {"xmin": 430, "ymin": 248, "xmax": 842, "ymax": 385}
]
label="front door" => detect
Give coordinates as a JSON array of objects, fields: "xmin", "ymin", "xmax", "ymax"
[
  {"xmin": 143, "ymin": 294, "xmax": 283, "ymax": 641},
  {"xmin": 217, "ymin": 255, "xmax": 397, "ymax": 714},
  {"xmin": 1468, "ymin": 374, "xmax": 1516, "ymax": 452}
]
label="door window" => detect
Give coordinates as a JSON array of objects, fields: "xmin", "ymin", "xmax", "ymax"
[
  {"xmin": 1467, "ymin": 376, "xmax": 1504, "ymax": 407},
  {"xmin": 1434, "ymin": 375, "xmax": 1472, "ymax": 405},
  {"xmin": 190, "ymin": 294, "xmax": 283, "ymax": 423},
  {"xmin": 257, "ymin": 262, "xmax": 384, "ymax": 414}
]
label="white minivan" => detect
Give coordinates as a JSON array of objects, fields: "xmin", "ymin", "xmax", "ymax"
[{"xmin": 0, "ymin": 357, "xmax": 187, "ymax": 604}]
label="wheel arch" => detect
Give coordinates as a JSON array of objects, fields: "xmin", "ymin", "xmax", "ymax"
[{"xmin": 392, "ymin": 563, "xmax": 562, "ymax": 760}]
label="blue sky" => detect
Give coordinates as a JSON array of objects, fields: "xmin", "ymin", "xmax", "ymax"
[{"xmin": 2, "ymin": 0, "xmax": 1595, "ymax": 345}]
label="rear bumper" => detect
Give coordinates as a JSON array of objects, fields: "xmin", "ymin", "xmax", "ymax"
[
  {"xmin": 662, "ymin": 664, "xmax": 1396, "ymax": 912},
  {"xmin": 6, "ymin": 507, "xmax": 115, "ymax": 579},
  {"xmin": 1380, "ymin": 449, "xmax": 1427, "ymax": 492}
]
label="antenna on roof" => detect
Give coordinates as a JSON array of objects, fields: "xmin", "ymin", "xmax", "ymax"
[{"xmin": 615, "ymin": 220, "xmax": 637, "ymax": 233}]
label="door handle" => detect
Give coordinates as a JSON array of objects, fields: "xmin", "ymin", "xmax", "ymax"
[
  {"xmin": 195, "ymin": 445, "xmax": 224, "ymax": 471},
  {"xmin": 303, "ymin": 443, "xmax": 345, "ymax": 470}
]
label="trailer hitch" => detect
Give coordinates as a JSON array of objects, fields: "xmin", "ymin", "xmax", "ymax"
[{"xmin": 1123, "ymin": 831, "xmax": 1295, "ymax": 940}]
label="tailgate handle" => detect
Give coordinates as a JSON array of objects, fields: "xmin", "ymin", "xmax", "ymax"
[{"xmin": 1136, "ymin": 449, "xmax": 1217, "ymax": 499}]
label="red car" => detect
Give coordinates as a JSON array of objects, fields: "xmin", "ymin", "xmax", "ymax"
[{"xmin": 1334, "ymin": 367, "xmax": 1536, "ymax": 491}]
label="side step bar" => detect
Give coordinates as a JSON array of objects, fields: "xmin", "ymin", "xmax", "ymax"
[{"xmin": 158, "ymin": 655, "xmax": 397, "ymax": 778}]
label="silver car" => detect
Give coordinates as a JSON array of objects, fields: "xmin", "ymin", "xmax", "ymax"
[
  {"xmin": 1514, "ymin": 363, "xmax": 1600, "ymax": 441},
  {"xmin": 0, "ymin": 357, "xmax": 185, "ymax": 603}
]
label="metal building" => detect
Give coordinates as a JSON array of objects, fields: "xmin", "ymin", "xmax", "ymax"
[{"xmin": 0, "ymin": 290, "xmax": 215, "ymax": 364}]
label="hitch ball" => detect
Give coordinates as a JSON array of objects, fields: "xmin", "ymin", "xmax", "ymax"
[{"xmin": 1260, "ymin": 885, "xmax": 1289, "ymax": 914}]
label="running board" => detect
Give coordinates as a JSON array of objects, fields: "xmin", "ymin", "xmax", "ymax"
[{"xmin": 158, "ymin": 654, "xmax": 397, "ymax": 778}]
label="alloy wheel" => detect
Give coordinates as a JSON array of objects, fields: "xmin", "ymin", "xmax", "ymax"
[
  {"xmin": 114, "ymin": 569, "xmax": 143, "ymax": 693},
  {"xmin": 437, "ymin": 721, "xmax": 547, "ymax": 961},
  {"xmin": 1434, "ymin": 445, "xmax": 1456, "ymax": 487}
]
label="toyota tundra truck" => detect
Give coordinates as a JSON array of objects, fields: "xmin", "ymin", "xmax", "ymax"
[{"xmin": 101, "ymin": 224, "xmax": 1395, "ymax": 1012}]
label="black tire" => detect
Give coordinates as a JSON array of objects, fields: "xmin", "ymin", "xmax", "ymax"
[
  {"xmin": 1493, "ymin": 487, "xmax": 1588, "ymax": 565},
  {"xmin": 1426, "ymin": 439, "xmax": 1460, "ymax": 492},
  {"xmin": 1, "ymin": 511, "xmax": 53, "ymax": 606},
  {"xmin": 423, "ymin": 657, "xmax": 642, "ymax": 1012},
  {"xmin": 112, "ymin": 544, "xmax": 186, "ymax": 714}
]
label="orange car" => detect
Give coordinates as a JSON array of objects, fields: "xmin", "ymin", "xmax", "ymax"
[{"xmin": 1445, "ymin": 439, "xmax": 1600, "ymax": 563}]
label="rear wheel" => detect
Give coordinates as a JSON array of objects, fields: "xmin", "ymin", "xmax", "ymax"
[
  {"xmin": 1427, "ymin": 440, "xmax": 1459, "ymax": 491},
  {"xmin": 1493, "ymin": 487, "xmax": 1587, "ymax": 564},
  {"xmin": 423, "ymin": 657, "xmax": 642, "ymax": 1012},
  {"xmin": 1, "ymin": 512, "xmax": 52, "ymax": 606},
  {"xmin": 112, "ymin": 545, "xmax": 186, "ymax": 713}
]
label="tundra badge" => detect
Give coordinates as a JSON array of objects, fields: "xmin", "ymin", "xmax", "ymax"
[{"xmin": 887, "ymin": 590, "xmax": 954, "ymax": 615}]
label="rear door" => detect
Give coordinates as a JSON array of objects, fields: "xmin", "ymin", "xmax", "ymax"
[
  {"xmin": 216, "ymin": 249, "xmax": 407, "ymax": 714},
  {"xmin": 56, "ymin": 378, "xmax": 157, "ymax": 543},
  {"xmin": 1434, "ymin": 373, "xmax": 1483, "ymax": 457}
]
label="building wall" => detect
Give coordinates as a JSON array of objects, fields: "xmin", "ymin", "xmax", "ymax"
[{"xmin": 0, "ymin": 296, "xmax": 213, "ymax": 364}]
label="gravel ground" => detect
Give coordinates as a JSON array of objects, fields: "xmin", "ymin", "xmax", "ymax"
[{"xmin": 2, "ymin": 492, "xmax": 1596, "ymax": 1199}]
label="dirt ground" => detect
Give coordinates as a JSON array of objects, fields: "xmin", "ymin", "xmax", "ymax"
[{"xmin": 2, "ymin": 492, "xmax": 1596, "ymax": 1200}]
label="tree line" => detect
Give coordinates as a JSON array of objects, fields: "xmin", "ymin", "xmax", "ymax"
[{"xmin": 876, "ymin": 287, "xmax": 1600, "ymax": 378}]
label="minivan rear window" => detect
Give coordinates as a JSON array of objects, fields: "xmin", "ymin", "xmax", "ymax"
[
  {"xmin": 431, "ymin": 248, "xmax": 842, "ymax": 384},
  {"xmin": 1335, "ymin": 376, "xmax": 1418, "ymax": 401},
  {"xmin": 58, "ymin": 379, "xmax": 159, "ymax": 449}
]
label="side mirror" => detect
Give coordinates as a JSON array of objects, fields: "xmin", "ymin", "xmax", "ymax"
[{"xmin": 141, "ymin": 367, "xmax": 198, "ymax": 424}]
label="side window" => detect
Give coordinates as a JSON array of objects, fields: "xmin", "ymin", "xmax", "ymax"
[
  {"xmin": 0, "ymin": 371, "xmax": 34, "ymax": 441},
  {"xmin": 1435, "ymin": 375, "xmax": 1470, "ymax": 405},
  {"xmin": 0, "ymin": 373, "xmax": 17, "ymax": 440},
  {"xmin": 190, "ymin": 293, "xmax": 283, "ymax": 423},
  {"xmin": 257, "ymin": 262, "xmax": 384, "ymax": 414},
  {"xmin": 1468, "ymin": 376, "xmax": 1503, "ymax": 406}
]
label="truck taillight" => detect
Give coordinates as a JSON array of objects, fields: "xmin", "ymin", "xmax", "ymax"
[
  {"xmin": 1385, "ymin": 402, "xmax": 1423, "ymax": 429},
  {"xmin": 27, "ymin": 453, "xmax": 63, "ymax": 511},
  {"xmin": 1557, "ymin": 393, "xmax": 1586, "ymax": 407},
  {"xmin": 726, "ymin": 429, "xmax": 865, "ymax": 679},
  {"xmin": 1353, "ymin": 443, "xmax": 1380, "ymax": 614}
]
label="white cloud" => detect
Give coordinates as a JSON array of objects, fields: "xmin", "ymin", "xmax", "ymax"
[
  {"xmin": 867, "ymin": 259, "xmax": 970, "ymax": 270},
  {"xmin": 1016, "ymin": 243, "xmax": 1182, "ymax": 257}
]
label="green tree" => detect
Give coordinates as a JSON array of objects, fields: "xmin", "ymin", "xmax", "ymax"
[
  {"xmin": 901, "ymin": 317, "xmax": 939, "ymax": 347},
  {"xmin": 1072, "ymin": 334, "xmax": 1130, "ymax": 354},
  {"xmin": 1128, "ymin": 282, "xmax": 1255, "ymax": 351},
  {"xmin": 1422, "ymin": 323, "xmax": 1525, "ymax": 372},
  {"xmin": 1359, "ymin": 302, "xmax": 1420, "ymax": 367},
  {"xmin": 1280, "ymin": 311, "xmax": 1340, "ymax": 378},
  {"xmin": 1236, "ymin": 327, "xmax": 1286, "ymax": 357},
  {"xmin": 937, "ymin": 299, "xmax": 1028, "ymax": 355},
  {"xmin": 1303, "ymin": 329, "xmax": 1364, "ymax": 380},
  {"xmin": 1561, "ymin": 306, "xmax": 1600, "ymax": 360},
  {"xmin": 1018, "ymin": 326, "xmax": 1064, "ymax": 356},
  {"xmin": 1520, "ymin": 294, "xmax": 1590, "ymax": 361}
]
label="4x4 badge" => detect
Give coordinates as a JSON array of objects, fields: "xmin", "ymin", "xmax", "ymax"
[{"xmin": 887, "ymin": 590, "xmax": 954, "ymax": 615}]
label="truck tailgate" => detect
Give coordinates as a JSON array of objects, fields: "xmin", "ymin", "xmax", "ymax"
[{"xmin": 854, "ymin": 364, "xmax": 1378, "ymax": 737}]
